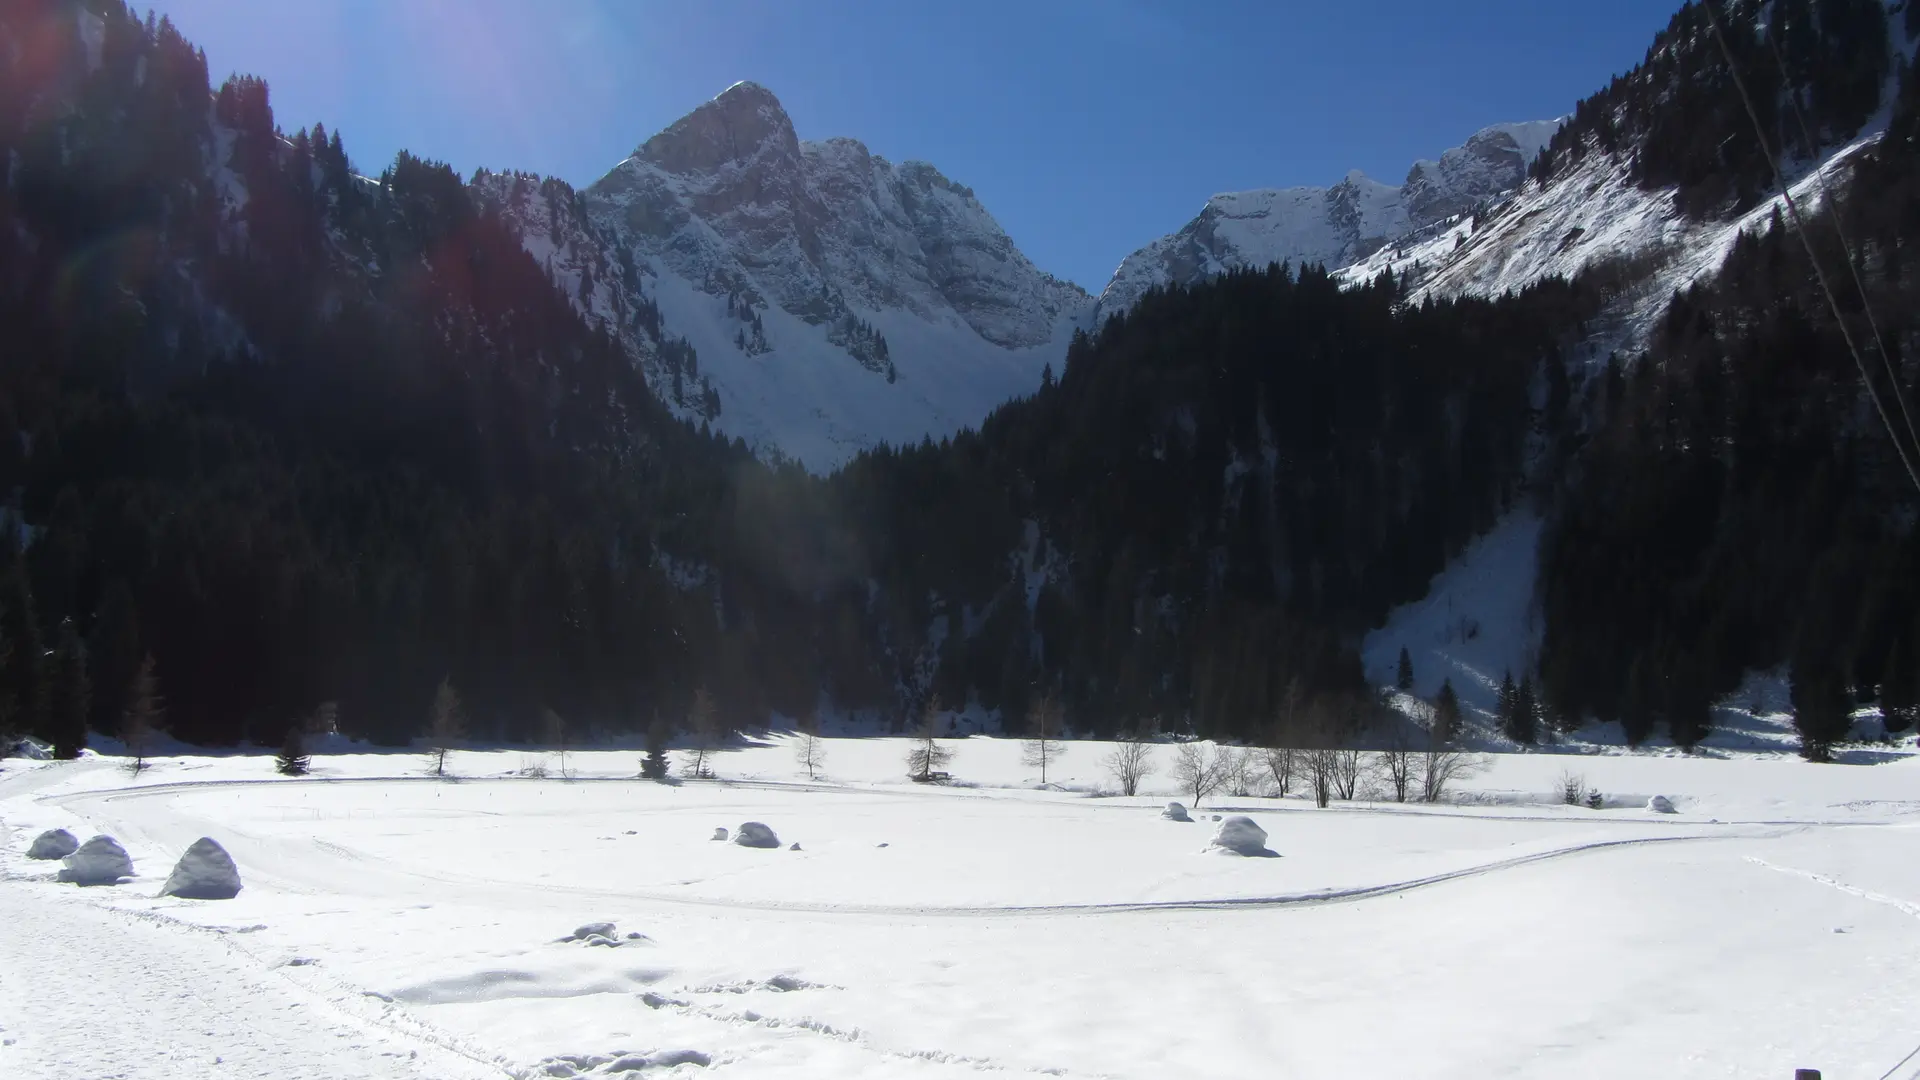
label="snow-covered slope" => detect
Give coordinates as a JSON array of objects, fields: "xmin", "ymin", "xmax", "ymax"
[
  {"xmin": 1340, "ymin": 127, "xmax": 1887, "ymax": 348},
  {"xmin": 492, "ymin": 82, "xmax": 1091, "ymax": 470},
  {"xmin": 1095, "ymin": 120, "xmax": 1560, "ymax": 319}
]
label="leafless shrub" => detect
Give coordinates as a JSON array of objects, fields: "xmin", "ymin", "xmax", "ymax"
[
  {"xmin": 1262, "ymin": 745, "xmax": 1297, "ymax": 798},
  {"xmin": 906, "ymin": 695, "xmax": 953, "ymax": 782},
  {"xmin": 1102, "ymin": 731, "xmax": 1155, "ymax": 796},
  {"xmin": 1170, "ymin": 742, "xmax": 1228, "ymax": 807},
  {"xmin": 1021, "ymin": 691, "xmax": 1063, "ymax": 785}
]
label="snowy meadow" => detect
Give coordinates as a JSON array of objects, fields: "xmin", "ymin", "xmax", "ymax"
[{"xmin": 3, "ymin": 735, "xmax": 1918, "ymax": 1080}]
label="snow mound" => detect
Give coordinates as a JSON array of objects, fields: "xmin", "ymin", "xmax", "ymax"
[
  {"xmin": 1161, "ymin": 802, "xmax": 1192, "ymax": 822},
  {"xmin": 710, "ymin": 827, "xmax": 728, "ymax": 841},
  {"xmin": 27, "ymin": 828, "xmax": 78, "ymax": 860},
  {"xmin": 566, "ymin": 922, "xmax": 617, "ymax": 943},
  {"xmin": 734, "ymin": 822, "xmax": 780, "ymax": 849},
  {"xmin": 57, "ymin": 835, "xmax": 133, "ymax": 885},
  {"xmin": 1647, "ymin": 795, "xmax": 1677, "ymax": 814},
  {"xmin": 159, "ymin": 837, "xmax": 242, "ymax": 899},
  {"xmin": 1209, "ymin": 816, "xmax": 1273, "ymax": 857}
]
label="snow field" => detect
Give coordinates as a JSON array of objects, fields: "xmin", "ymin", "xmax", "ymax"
[{"xmin": 3, "ymin": 737, "xmax": 1918, "ymax": 1079}]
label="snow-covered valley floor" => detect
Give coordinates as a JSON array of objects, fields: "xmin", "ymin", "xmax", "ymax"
[{"xmin": 4, "ymin": 738, "xmax": 1918, "ymax": 1079}]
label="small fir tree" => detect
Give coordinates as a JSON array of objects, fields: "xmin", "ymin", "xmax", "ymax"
[
  {"xmin": 1790, "ymin": 655, "xmax": 1852, "ymax": 763},
  {"xmin": 684, "ymin": 686, "xmax": 721, "ymax": 778},
  {"xmin": 1496, "ymin": 670, "xmax": 1517, "ymax": 740},
  {"xmin": 1396, "ymin": 647, "xmax": 1415, "ymax": 691},
  {"xmin": 49, "ymin": 618, "xmax": 89, "ymax": 760},
  {"xmin": 1432, "ymin": 678, "xmax": 1462, "ymax": 743},
  {"xmin": 1881, "ymin": 634, "xmax": 1917, "ymax": 734},
  {"xmin": 276, "ymin": 726, "xmax": 311, "ymax": 776},
  {"xmin": 122, "ymin": 653, "xmax": 163, "ymax": 774},
  {"xmin": 426, "ymin": 676, "xmax": 465, "ymax": 777},
  {"xmin": 641, "ymin": 712, "xmax": 671, "ymax": 780},
  {"xmin": 1512, "ymin": 674, "xmax": 1540, "ymax": 744}
]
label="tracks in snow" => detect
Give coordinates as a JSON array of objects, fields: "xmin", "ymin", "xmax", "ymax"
[{"xmin": 41, "ymin": 776, "xmax": 1748, "ymax": 920}]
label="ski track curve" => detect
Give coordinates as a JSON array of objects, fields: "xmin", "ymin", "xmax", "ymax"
[{"xmin": 35, "ymin": 776, "xmax": 1760, "ymax": 920}]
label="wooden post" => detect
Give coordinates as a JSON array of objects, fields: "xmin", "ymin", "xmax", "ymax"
[{"xmin": 1795, "ymin": 1070, "xmax": 1821, "ymax": 1080}]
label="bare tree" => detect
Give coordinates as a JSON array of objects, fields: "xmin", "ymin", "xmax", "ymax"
[
  {"xmin": 1262, "ymin": 745, "xmax": 1297, "ymax": 798},
  {"xmin": 794, "ymin": 711, "xmax": 827, "ymax": 781},
  {"xmin": 1304, "ymin": 747, "xmax": 1335, "ymax": 808},
  {"xmin": 1376, "ymin": 730, "xmax": 1415, "ymax": 803},
  {"xmin": 121, "ymin": 653, "xmax": 163, "ymax": 775},
  {"xmin": 1331, "ymin": 748, "xmax": 1363, "ymax": 801},
  {"xmin": 424, "ymin": 676, "xmax": 465, "ymax": 777},
  {"xmin": 683, "ymin": 686, "xmax": 722, "ymax": 779},
  {"xmin": 541, "ymin": 706, "xmax": 571, "ymax": 778},
  {"xmin": 1101, "ymin": 730, "xmax": 1155, "ymax": 795},
  {"xmin": 1418, "ymin": 724, "xmax": 1485, "ymax": 804},
  {"xmin": 906, "ymin": 694, "xmax": 953, "ymax": 782},
  {"xmin": 1021, "ymin": 690, "xmax": 1063, "ymax": 786},
  {"xmin": 1170, "ymin": 742, "xmax": 1227, "ymax": 807},
  {"xmin": 1221, "ymin": 745, "xmax": 1258, "ymax": 797}
]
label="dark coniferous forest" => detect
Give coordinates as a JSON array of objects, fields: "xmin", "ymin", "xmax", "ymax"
[{"xmin": 1, "ymin": 0, "xmax": 1916, "ymax": 760}]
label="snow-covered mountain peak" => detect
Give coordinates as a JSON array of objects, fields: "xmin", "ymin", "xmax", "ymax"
[
  {"xmin": 1094, "ymin": 119, "xmax": 1562, "ymax": 319},
  {"xmin": 499, "ymin": 83, "xmax": 1090, "ymax": 470},
  {"xmin": 633, "ymin": 80, "xmax": 799, "ymax": 175}
]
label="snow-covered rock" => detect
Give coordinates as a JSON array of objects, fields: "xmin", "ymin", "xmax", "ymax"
[
  {"xmin": 158, "ymin": 837, "xmax": 242, "ymax": 899},
  {"xmin": 1096, "ymin": 120, "xmax": 1561, "ymax": 320},
  {"xmin": 710, "ymin": 827, "xmax": 729, "ymax": 842},
  {"xmin": 58, "ymin": 835, "xmax": 133, "ymax": 885},
  {"xmin": 27, "ymin": 828, "xmax": 78, "ymax": 860},
  {"xmin": 1161, "ymin": 802, "xmax": 1192, "ymax": 822},
  {"xmin": 5, "ymin": 735, "xmax": 52, "ymax": 759},
  {"xmin": 734, "ymin": 821, "xmax": 780, "ymax": 849},
  {"xmin": 1647, "ymin": 795, "xmax": 1677, "ymax": 814},
  {"xmin": 1209, "ymin": 816, "xmax": 1271, "ymax": 857},
  {"xmin": 486, "ymin": 81, "xmax": 1091, "ymax": 471}
]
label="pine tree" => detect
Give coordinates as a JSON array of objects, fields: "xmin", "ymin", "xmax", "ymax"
[
  {"xmin": 1496, "ymin": 670, "xmax": 1517, "ymax": 739},
  {"xmin": 426, "ymin": 676, "xmax": 465, "ymax": 777},
  {"xmin": 1512, "ymin": 674, "xmax": 1539, "ymax": 744},
  {"xmin": 684, "ymin": 686, "xmax": 721, "ymax": 778},
  {"xmin": 1790, "ymin": 655, "xmax": 1852, "ymax": 763},
  {"xmin": 1881, "ymin": 634, "xmax": 1918, "ymax": 734},
  {"xmin": 86, "ymin": 581, "xmax": 141, "ymax": 738},
  {"xmin": 48, "ymin": 618, "xmax": 88, "ymax": 759},
  {"xmin": 0, "ymin": 561, "xmax": 47, "ymax": 744},
  {"xmin": 121, "ymin": 654, "xmax": 163, "ymax": 773},
  {"xmin": 1432, "ymin": 678, "xmax": 1462, "ymax": 743},
  {"xmin": 641, "ymin": 712, "xmax": 670, "ymax": 780},
  {"xmin": 1396, "ymin": 647, "xmax": 1415, "ymax": 691},
  {"xmin": 276, "ymin": 726, "xmax": 310, "ymax": 776}
]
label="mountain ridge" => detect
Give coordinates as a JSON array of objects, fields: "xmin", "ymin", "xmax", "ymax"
[{"xmin": 1094, "ymin": 118, "xmax": 1561, "ymax": 319}]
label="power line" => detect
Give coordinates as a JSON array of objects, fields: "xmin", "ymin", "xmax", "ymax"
[
  {"xmin": 1761, "ymin": 13, "xmax": 1920, "ymax": 470},
  {"xmin": 1701, "ymin": 0, "xmax": 1920, "ymax": 496}
]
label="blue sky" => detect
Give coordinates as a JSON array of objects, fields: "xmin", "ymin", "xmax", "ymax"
[{"xmin": 145, "ymin": 0, "xmax": 1681, "ymax": 290}]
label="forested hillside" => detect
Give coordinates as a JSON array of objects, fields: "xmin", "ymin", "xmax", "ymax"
[{"xmin": 3, "ymin": 0, "xmax": 1918, "ymax": 761}]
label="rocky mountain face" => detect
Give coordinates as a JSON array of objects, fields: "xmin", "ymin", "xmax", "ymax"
[
  {"xmin": 1095, "ymin": 120, "xmax": 1561, "ymax": 319},
  {"xmin": 496, "ymin": 82, "xmax": 1090, "ymax": 470}
]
